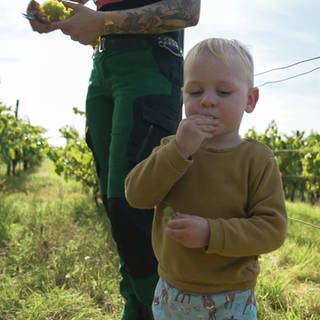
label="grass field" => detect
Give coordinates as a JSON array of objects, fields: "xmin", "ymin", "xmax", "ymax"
[{"xmin": 0, "ymin": 161, "xmax": 319, "ymax": 319}]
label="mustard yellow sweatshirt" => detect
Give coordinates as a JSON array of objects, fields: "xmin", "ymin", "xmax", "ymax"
[{"xmin": 125, "ymin": 136, "xmax": 287, "ymax": 293}]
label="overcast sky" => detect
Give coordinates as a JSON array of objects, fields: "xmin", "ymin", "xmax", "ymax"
[{"xmin": 1, "ymin": 0, "xmax": 320, "ymax": 146}]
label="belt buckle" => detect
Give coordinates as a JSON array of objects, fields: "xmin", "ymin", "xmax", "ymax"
[{"xmin": 99, "ymin": 37, "xmax": 106, "ymax": 52}]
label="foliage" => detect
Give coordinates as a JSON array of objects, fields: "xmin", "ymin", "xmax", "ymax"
[
  {"xmin": 0, "ymin": 160, "xmax": 121, "ymax": 319},
  {"xmin": 0, "ymin": 163, "xmax": 319, "ymax": 319},
  {"xmin": 245, "ymin": 120, "xmax": 320, "ymax": 204},
  {"xmin": 0, "ymin": 102, "xmax": 49, "ymax": 176},
  {"xmin": 256, "ymin": 201, "xmax": 320, "ymax": 319},
  {"xmin": 47, "ymin": 110, "xmax": 100, "ymax": 206},
  {"xmin": 48, "ymin": 116, "xmax": 319, "ymax": 205},
  {"xmin": 302, "ymin": 132, "xmax": 320, "ymax": 204}
]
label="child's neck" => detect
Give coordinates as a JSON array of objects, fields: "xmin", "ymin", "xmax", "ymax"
[{"xmin": 202, "ymin": 133, "xmax": 243, "ymax": 150}]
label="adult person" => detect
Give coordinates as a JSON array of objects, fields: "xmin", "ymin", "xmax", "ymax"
[
  {"xmin": 26, "ymin": 1, "xmax": 201, "ymax": 319},
  {"xmin": 125, "ymin": 38, "xmax": 288, "ymax": 320}
]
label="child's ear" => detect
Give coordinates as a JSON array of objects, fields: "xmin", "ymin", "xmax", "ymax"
[{"xmin": 245, "ymin": 87, "xmax": 259, "ymax": 113}]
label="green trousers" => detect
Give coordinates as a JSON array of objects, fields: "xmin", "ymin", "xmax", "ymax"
[
  {"xmin": 119, "ymin": 261, "xmax": 159, "ymax": 319},
  {"xmin": 85, "ymin": 39, "xmax": 183, "ymax": 319}
]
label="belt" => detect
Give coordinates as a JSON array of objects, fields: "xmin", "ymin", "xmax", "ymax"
[{"xmin": 98, "ymin": 35, "xmax": 183, "ymax": 57}]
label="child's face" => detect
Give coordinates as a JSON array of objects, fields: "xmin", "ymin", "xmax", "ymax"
[{"xmin": 183, "ymin": 51, "xmax": 258, "ymax": 143}]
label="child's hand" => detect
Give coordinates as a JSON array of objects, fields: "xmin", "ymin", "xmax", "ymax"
[
  {"xmin": 165, "ymin": 213, "xmax": 210, "ymax": 248},
  {"xmin": 175, "ymin": 115, "xmax": 217, "ymax": 158}
]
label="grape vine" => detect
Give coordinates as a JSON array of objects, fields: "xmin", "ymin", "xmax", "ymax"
[
  {"xmin": 0, "ymin": 102, "xmax": 49, "ymax": 176},
  {"xmin": 1, "ymin": 102, "xmax": 318, "ymax": 205}
]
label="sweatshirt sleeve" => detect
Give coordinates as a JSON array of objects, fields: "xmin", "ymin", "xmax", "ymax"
[
  {"xmin": 125, "ymin": 136, "xmax": 192, "ymax": 209},
  {"xmin": 206, "ymin": 154, "xmax": 288, "ymax": 257}
]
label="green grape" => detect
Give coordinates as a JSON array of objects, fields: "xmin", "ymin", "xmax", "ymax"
[
  {"xmin": 163, "ymin": 206, "xmax": 176, "ymax": 223},
  {"xmin": 40, "ymin": 0, "xmax": 72, "ymax": 22}
]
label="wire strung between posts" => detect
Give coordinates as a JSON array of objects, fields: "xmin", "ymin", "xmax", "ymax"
[
  {"xmin": 289, "ymin": 217, "xmax": 320, "ymax": 230},
  {"xmin": 257, "ymin": 66, "xmax": 320, "ymax": 87},
  {"xmin": 255, "ymin": 56, "xmax": 320, "ymax": 76}
]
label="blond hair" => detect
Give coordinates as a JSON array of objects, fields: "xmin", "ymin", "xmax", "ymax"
[{"xmin": 184, "ymin": 38, "xmax": 254, "ymax": 87}]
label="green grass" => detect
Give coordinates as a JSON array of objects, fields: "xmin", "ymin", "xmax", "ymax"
[
  {"xmin": 256, "ymin": 202, "xmax": 320, "ymax": 319},
  {"xmin": 0, "ymin": 160, "xmax": 122, "ymax": 319},
  {"xmin": 0, "ymin": 161, "xmax": 320, "ymax": 319}
]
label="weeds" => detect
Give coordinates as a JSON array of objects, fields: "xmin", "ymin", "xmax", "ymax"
[
  {"xmin": 0, "ymin": 160, "xmax": 121, "ymax": 319},
  {"xmin": 0, "ymin": 161, "xmax": 319, "ymax": 319}
]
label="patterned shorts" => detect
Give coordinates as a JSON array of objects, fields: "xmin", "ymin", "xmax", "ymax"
[{"xmin": 152, "ymin": 278, "xmax": 257, "ymax": 320}]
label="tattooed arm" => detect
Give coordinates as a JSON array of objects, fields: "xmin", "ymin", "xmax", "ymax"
[
  {"xmin": 52, "ymin": 0, "xmax": 201, "ymax": 45},
  {"xmin": 104, "ymin": 0, "xmax": 201, "ymax": 34}
]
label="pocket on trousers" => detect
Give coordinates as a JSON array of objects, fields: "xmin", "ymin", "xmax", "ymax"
[
  {"xmin": 152, "ymin": 45, "xmax": 183, "ymax": 89},
  {"xmin": 127, "ymin": 94, "xmax": 182, "ymax": 165}
]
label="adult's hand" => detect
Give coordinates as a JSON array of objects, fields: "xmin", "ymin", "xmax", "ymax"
[
  {"xmin": 26, "ymin": 0, "xmax": 56, "ymax": 33},
  {"xmin": 52, "ymin": 1, "xmax": 106, "ymax": 45}
]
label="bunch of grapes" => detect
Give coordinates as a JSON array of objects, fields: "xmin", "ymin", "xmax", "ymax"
[
  {"xmin": 163, "ymin": 206, "xmax": 176, "ymax": 223},
  {"xmin": 39, "ymin": 0, "xmax": 72, "ymax": 22}
]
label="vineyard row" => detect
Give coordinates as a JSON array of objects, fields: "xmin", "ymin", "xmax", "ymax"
[{"xmin": 1, "ymin": 104, "xmax": 319, "ymax": 205}]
